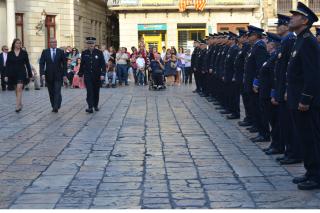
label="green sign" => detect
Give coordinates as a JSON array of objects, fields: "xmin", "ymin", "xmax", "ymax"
[{"xmin": 138, "ymin": 24, "xmax": 167, "ymax": 31}]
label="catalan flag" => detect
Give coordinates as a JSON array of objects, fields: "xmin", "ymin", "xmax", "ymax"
[
  {"xmin": 179, "ymin": 0, "xmax": 193, "ymax": 12},
  {"xmin": 194, "ymin": 0, "xmax": 207, "ymax": 11}
]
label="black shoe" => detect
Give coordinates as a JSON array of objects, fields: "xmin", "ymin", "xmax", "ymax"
[
  {"xmin": 298, "ymin": 180, "xmax": 320, "ymax": 190},
  {"xmin": 279, "ymin": 158, "xmax": 302, "ymax": 165},
  {"xmin": 35, "ymin": 88, "xmax": 40, "ymax": 90},
  {"xmin": 220, "ymin": 110, "xmax": 231, "ymax": 115},
  {"xmin": 251, "ymin": 135, "xmax": 270, "ymax": 143},
  {"xmin": 192, "ymin": 90, "xmax": 199, "ymax": 93},
  {"xmin": 293, "ymin": 175, "xmax": 308, "ymax": 184},
  {"xmin": 94, "ymin": 107, "xmax": 99, "ymax": 112},
  {"xmin": 86, "ymin": 108, "xmax": 94, "ymax": 113},
  {"xmin": 52, "ymin": 108, "xmax": 58, "ymax": 113},
  {"xmin": 249, "ymin": 127, "xmax": 259, "ymax": 133},
  {"xmin": 227, "ymin": 114, "xmax": 240, "ymax": 120},
  {"xmin": 265, "ymin": 148, "xmax": 284, "ymax": 155},
  {"xmin": 276, "ymin": 156, "xmax": 287, "ymax": 161},
  {"xmin": 238, "ymin": 121, "xmax": 252, "ymax": 127},
  {"xmin": 112, "ymin": 84, "xmax": 116, "ymax": 88},
  {"xmin": 263, "ymin": 147, "xmax": 272, "ymax": 152}
]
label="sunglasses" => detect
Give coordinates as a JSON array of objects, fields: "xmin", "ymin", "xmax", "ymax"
[{"xmin": 4, "ymin": 49, "xmax": 9, "ymax": 51}]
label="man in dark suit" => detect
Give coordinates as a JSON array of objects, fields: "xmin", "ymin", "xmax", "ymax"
[
  {"xmin": 287, "ymin": 2, "xmax": 320, "ymax": 190},
  {"xmin": 0, "ymin": 46, "xmax": 9, "ymax": 91},
  {"xmin": 39, "ymin": 38, "xmax": 67, "ymax": 113},
  {"xmin": 78, "ymin": 37, "xmax": 106, "ymax": 113}
]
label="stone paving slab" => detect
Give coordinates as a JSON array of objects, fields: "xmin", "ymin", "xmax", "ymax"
[{"xmin": 0, "ymin": 85, "xmax": 319, "ymax": 209}]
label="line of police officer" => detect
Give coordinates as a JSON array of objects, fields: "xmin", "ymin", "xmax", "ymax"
[{"xmin": 191, "ymin": 2, "xmax": 320, "ymax": 190}]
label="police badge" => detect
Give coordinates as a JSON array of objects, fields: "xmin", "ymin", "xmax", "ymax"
[
  {"xmin": 263, "ymin": 62, "xmax": 267, "ymax": 67},
  {"xmin": 292, "ymin": 51, "xmax": 297, "ymax": 58},
  {"xmin": 278, "ymin": 53, "xmax": 282, "ymax": 59},
  {"xmin": 95, "ymin": 55, "xmax": 99, "ymax": 59}
]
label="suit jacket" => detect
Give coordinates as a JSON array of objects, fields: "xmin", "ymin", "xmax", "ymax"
[
  {"xmin": 243, "ymin": 40, "xmax": 268, "ymax": 93},
  {"xmin": 287, "ymin": 28, "xmax": 320, "ymax": 109},
  {"xmin": 0, "ymin": 53, "xmax": 4, "ymax": 75},
  {"xmin": 258, "ymin": 51, "xmax": 277, "ymax": 99},
  {"xmin": 273, "ymin": 32, "xmax": 296, "ymax": 102},
  {"xmin": 39, "ymin": 48, "xmax": 67, "ymax": 81},
  {"xmin": 78, "ymin": 49, "xmax": 106, "ymax": 79},
  {"xmin": 224, "ymin": 44, "xmax": 239, "ymax": 83}
]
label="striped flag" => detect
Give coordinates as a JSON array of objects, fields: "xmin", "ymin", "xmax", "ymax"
[
  {"xmin": 179, "ymin": 0, "xmax": 206, "ymax": 12},
  {"xmin": 194, "ymin": 0, "xmax": 207, "ymax": 11},
  {"xmin": 179, "ymin": 0, "xmax": 193, "ymax": 12}
]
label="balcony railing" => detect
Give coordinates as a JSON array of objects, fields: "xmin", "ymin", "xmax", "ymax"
[{"xmin": 107, "ymin": 0, "xmax": 261, "ymax": 10}]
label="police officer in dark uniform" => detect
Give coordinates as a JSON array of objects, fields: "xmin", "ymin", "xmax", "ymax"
[
  {"xmin": 316, "ymin": 27, "xmax": 320, "ymax": 44},
  {"xmin": 223, "ymin": 32, "xmax": 240, "ymax": 117},
  {"xmin": 191, "ymin": 40, "xmax": 201, "ymax": 93},
  {"xmin": 265, "ymin": 14, "xmax": 300, "ymax": 161},
  {"xmin": 79, "ymin": 37, "xmax": 106, "ymax": 113},
  {"xmin": 200, "ymin": 37, "xmax": 211, "ymax": 97},
  {"xmin": 235, "ymin": 30, "xmax": 252, "ymax": 123},
  {"xmin": 244, "ymin": 26, "xmax": 269, "ymax": 141},
  {"xmin": 212, "ymin": 33, "xmax": 225, "ymax": 107},
  {"xmin": 218, "ymin": 33, "xmax": 231, "ymax": 113},
  {"xmin": 287, "ymin": 2, "xmax": 320, "ymax": 190},
  {"xmin": 209, "ymin": 34, "xmax": 220, "ymax": 102},
  {"xmin": 205, "ymin": 34, "xmax": 216, "ymax": 101},
  {"xmin": 254, "ymin": 32, "xmax": 281, "ymax": 148},
  {"xmin": 197, "ymin": 39, "xmax": 208, "ymax": 96}
]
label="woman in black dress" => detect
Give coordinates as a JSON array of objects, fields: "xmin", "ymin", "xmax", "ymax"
[{"xmin": 5, "ymin": 39, "xmax": 33, "ymax": 112}]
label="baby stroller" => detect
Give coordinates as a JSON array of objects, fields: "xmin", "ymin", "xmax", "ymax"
[{"xmin": 148, "ymin": 68, "xmax": 166, "ymax": 91}]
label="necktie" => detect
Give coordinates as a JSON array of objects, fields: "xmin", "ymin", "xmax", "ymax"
[{"xmin": 52, "ymin": 49, "xmax": 56, "ymax": 61}]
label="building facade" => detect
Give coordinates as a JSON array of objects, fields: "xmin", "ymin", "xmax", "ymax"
[
  {"xmin": 108, "ymin": 0, "xmax": 320, "ymax": 52},
  {"xmin": 263, "ymin": 0, "xmax": 320, "ymax": 32},
  {"xmin": 0, "ymin": 0, "xmax": 108, "ymax": 66}
]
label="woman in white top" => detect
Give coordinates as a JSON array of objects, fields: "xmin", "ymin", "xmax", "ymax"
[
  {"xmin": 184, "ymin": 49, "xmax": 192, "ymax": 84},
  {"xmin": 177, "ymin": 47, "xmax": 186, "ymax": 85}
]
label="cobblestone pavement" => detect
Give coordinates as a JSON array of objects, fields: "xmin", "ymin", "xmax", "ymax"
[{"xmin": 0, "ymin": 85, "xmax": 320, "ymax": 209}]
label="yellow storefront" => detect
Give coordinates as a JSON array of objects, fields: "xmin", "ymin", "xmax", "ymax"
[{"xmin": 138, "ymin": 23, "xmax": 167, "ymax": 52}]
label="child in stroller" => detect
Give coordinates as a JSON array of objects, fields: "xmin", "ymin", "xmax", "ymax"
[{"xmin": 149, "ymin": 53, "xmax": 166, "ymax": 90}]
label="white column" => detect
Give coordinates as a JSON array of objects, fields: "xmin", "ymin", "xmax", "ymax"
[{"xmin": 6, "ymin": 0, "xmax": 15, "ymax": 45}]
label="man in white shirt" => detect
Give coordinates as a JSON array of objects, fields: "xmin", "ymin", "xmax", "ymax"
[{"xmin": 0, "ymin": 45, "xmax": 9, "ymax": 91}]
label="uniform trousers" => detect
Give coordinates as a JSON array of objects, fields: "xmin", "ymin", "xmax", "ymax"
[
  {"xmin": 84, "ymin": 74, "xmax": 100, "ymax": 109},
  {"xmin": 291, "ymin": 109, "xmax": 320, "ymax": 182}
]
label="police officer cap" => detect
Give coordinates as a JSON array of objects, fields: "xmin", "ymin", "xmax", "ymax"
[
  {"xmin": 247, "ymin": 25, "xmax": 264, "ymax": 36},
  {"xmin": 86, "ymin": 37, "xmax": 96, "ymax": 44},
  {"xmin": 275, "ymin": 14, "xmax": 291, "ymax": 26},
  {"xmin": 316, "ymin": 27, "xmax": 320, "ymax": 36},
  {"xmin": 199, "ymin": 39, "xmax": 207, "ymax": 45},
  {"xmin": 228, "ymin": 31, "xmax": 238, "ymax": 40},
  {"xmin": 290, "ymin": 2, "xmax": 319, "ymax": 24},
  {"xmin": 266, "ymin": 32, "xmax": 282, "ymax": 43},
  {"xmin": 238, "ymin": 29, "xmax": 248, "ymax": 37}
]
